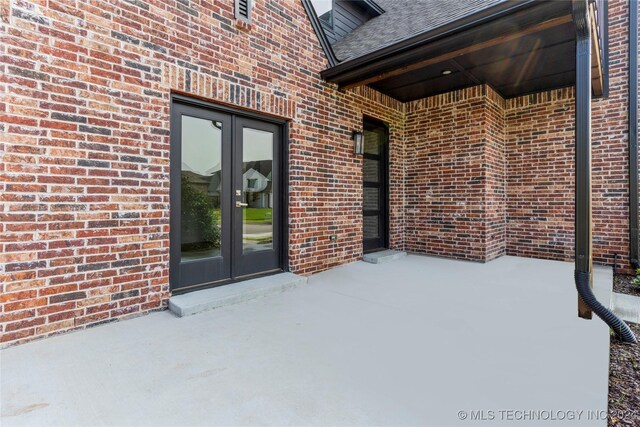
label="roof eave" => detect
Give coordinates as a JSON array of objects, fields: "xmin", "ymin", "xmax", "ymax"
[{"xmin": 321, "ymin": 0, "xmax": 540, "ymax": 84}]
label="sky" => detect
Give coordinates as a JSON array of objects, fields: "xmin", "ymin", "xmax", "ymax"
[{"xmin": 310, "ymin": 0, "xmax": 332, "ymax": 16}]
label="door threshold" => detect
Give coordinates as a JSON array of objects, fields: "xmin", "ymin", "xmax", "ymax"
[
  {"xmin": 168, "ymin": 272, "xmax": 307, "ymax": 317},
  {"xmin": 171, "ymin": 269, "xmax": 283, "ymax": 296},
  {"xmin": 363, "ymin": 250, "xmax": 407, "ymax": 264}
]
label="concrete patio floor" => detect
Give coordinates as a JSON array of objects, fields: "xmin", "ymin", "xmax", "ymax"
[{"xmin": 1, "ymin": 255, "xmax": 611, "ymax": 426}]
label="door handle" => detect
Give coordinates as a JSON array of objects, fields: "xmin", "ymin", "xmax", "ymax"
[{"xmin": 236, "ymin": 201, "xmax": 248, "ymax": 208}]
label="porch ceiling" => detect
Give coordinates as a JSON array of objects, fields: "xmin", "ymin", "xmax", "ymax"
[{"xmin": 323, "ymin": 1, "xmax": 604, "ymax": 102}]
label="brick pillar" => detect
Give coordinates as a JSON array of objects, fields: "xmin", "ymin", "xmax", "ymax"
[{"xmin": 404, "ymin": 85, "xmax": 506, "ymax": 262}]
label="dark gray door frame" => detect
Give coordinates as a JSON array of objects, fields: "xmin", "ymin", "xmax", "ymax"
[
  {"xmin": 362, "ymin": 116, "xmax": 389, "ymax": 253},
  {"xmin": 232, "ymin": 115, "xmax": 283, "ymax": 277},
  {"xmin": 169, "ymin": 94, "xmax": 289, "ymax": 294},
  {"xmin": 169, "ymin": 102, "xmax": 233, "ymax": 291}
]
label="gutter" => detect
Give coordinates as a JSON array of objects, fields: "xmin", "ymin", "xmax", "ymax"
[
  {"xmin": 573, "ymin": 0, "xmax": 636, "ymax": 343},
  {"xmin": 321, "ymin": 0, "xmax": 539, "ymax": 83},
  {"xmin": 629, "ymin": 0, "xmax": 639, "ymax": 269}
]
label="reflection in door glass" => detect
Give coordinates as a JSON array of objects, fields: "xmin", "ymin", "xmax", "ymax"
[
  {"xmin": 242, "ymin": 128, "xmax": 273, "ymax": 253},
  {"xmin": 181, "ymin": 116, "xmax": 222, "ymax": 261},
  {"xmin": 363, "ymin": 124, "xmax": 386, "ymax": 246},
  {"xmin": 364, "ymin": 128, "xmax": 384, "ymax": 154},
  {"xmin": 363, "ymin": 215, "xmax": 379, "ymax": 238}
]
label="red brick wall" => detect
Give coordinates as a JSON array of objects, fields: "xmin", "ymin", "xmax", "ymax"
[
  {"xmin": 288, "ymin": 85, "xmax": 405, "ymax": 274},
  {"xmin": 592, "ymin": 0, "xmax": 634, "ymax": 271},
  {"xmin": 505, "ymin": 89, "xmax": 576, "ymax": 261},
  {"xmin": 404, "ymin": 86, "xmax": 506, "ymax": 261},
  {"xmin": 505, "ymin": 0, "xmax": 636, "ymax": 272},
  {"xmin": 484, "ymin": 89, "xmax": 507, "ymax": 261},
  {"xmin": 403, "ymin": 0, "xmax": 636, "ymax": 269},
  {"xmin": 401, "ymin": 0, "xmax": 635, "ymax": 269},
  {"xmin": 0, "ymin": 0, "xmax": 404, "ymax": 346}
]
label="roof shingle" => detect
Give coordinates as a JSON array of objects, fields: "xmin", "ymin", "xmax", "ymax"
[{"xmin": 332, "ymin": 0, "xmax": 506, "ymax": 62}]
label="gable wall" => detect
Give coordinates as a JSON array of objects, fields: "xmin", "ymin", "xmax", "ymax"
[
  {"xmin": 0, "ymin": 0, "xmax": 636, "ymax": 347},
  {"xmin": 322, "ymin": 0, "xmax": 373, "ymax": 45},
  {"xmin": 0, "ymin": 0, "xmax": 404, "ymax": 346}
]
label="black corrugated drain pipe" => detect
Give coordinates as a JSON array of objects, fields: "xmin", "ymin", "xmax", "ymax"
[
  {"xmin": 576, "ymin": 271, "xmax": 636, "ymax": 342},
  {"xmin": 572, "ymin": 0, "xmax": 636, "ymax": 343}
]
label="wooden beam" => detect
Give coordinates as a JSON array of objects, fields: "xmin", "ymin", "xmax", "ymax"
[
  {"xmin": 378, "ymin": 41, "xmax": 570, "ymax": 93},
  {"xmin": 589, "ymin": 2, "xmax": 604, "ymax": 96},
  {"xmin": 341, "ymin": 14, "xmax": 573, "ymax": 90},
  {"xmin": 449, "ymin": 58, "xmax": 481, "ymax": 85}
]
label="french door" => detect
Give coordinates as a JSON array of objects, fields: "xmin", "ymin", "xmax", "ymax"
[{"xmin": 170, "ymin": 99, "xmax": 284, "ymax": 292}]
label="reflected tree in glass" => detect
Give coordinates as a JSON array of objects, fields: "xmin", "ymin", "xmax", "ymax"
[
  {"xmin": 181, "ymin": 116, "xmax": 223, "ymax": 260},
  {"xmin": 180, "ymin": 174, "xmax": 220, "ymax": 252}
]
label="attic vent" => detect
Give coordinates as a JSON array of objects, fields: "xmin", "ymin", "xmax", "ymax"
[{"xmin": 235, "ymin": 0, "xmax": 252, "ymax": 23}]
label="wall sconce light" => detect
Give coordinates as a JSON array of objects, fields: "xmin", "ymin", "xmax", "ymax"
[{"xmin": 352, "ymin": 130, "xmax": 364, "ymax": 155}]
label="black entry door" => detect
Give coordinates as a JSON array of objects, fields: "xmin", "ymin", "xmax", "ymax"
[
  {"xmin": 232, "ymin": 116, "xmax": 282, "ymax": 277},
  {"xmin": 362, "ymin": 118, "xmax": 388, "ymax": 253},
  {"xmin": 170, "ymin": 100, "xmax": 283, "ymax": 292}
]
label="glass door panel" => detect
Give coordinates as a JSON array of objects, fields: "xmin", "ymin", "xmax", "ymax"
[
  {"xmin": 170, "ymin": 102, "xmax": 232, "ymax": 291},
  {"xmin": 233, "ymin": 117, "xmax": 281, "ymax": 278},
  {"xmin": 241, "ymin": 128, "xmax": 274, "ymax": 253},
  {"xmin": 364, "ymin": 214, "xmax": 380, "ymax": 239},
  {"xmin": 363, "ymin": 120, "xmax": 388, "ymax": 252},
  {"xmin": 180, "ymin": 116, "xmax": 223, "ymax": 261},
  {"xmin": 363, "ymin": 158, "xmax": 379, "ymax": 182}
]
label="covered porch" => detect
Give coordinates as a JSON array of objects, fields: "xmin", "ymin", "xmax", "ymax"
[
  {"xmin": 324, "ymin": 0, "xmax": 608, "ymax": 272},
  {"xmin": 325, "ymin": 0, "xmax": 635, "ymax": 340},
  {"xmin": 1, "ymin": 255, "xmax": 611, "ymax": 426}
]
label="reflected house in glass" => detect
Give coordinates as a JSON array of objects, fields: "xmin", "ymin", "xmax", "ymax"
[
  {"xmin": 243, "ymin": 161, "xmax": 272, "ymax": 209},
  {"xmin": 180, "ymin": 163, "xmax": 222, "ymax": 205}
]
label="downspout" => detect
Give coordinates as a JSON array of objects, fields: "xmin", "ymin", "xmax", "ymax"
[
  {"xmin": 629, "ymin": 0, "xmax": 639, "ymax": 269},
  {"xmin": 573, "ymin": 0, "xmax": 636, "ymax": 343}
]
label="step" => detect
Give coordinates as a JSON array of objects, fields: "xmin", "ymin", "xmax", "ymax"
[
  {"xmin": 168, "ymin": 272, "xmax": 307, "ymax": 317},
  {"xmin": 593, "ymin": 264, "xmax": 613, "ymax": 310},
  {"xmin": 362, "ymin": 250, "xmax": 407, "ymax": 264},
  {"xmin": 612, "ymin": 292, "xmax": 640, "ymax": 324}
]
